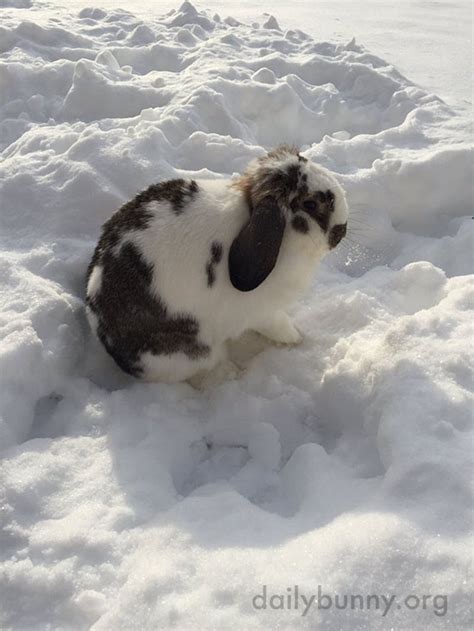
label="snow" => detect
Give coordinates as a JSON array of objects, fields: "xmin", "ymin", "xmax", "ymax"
[
  {"xmin": 6, "ymin": 0, "xmax": 472, "ymax": 108},
  {"xmin": 0, "ymin": 1, "xmax": 472, "ymax": 629}
]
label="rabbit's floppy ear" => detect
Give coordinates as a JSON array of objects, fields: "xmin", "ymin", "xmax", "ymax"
[{"xmin": 229, "ymin": 196, "xmax": 285, "ymax": 292}]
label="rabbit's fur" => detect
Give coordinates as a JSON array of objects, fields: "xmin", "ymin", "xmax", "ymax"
[{"xmin": 86, "ymin": 146, "xmax": 349, "ymax": 382}]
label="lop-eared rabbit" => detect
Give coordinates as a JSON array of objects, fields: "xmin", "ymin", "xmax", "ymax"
[{"xmin": 86, "ymin": 146, "xmax": 348, "ymax": 383}]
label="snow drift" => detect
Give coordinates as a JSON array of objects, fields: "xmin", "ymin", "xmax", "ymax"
[{"xmin": 0, "ymin": 1, "xmax": 472, "ymax": 629}]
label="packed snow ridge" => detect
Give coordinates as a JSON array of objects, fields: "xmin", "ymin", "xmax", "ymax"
[{"xmin": 0, "ymin": 1, "xmax": 472, "ymax": 629}]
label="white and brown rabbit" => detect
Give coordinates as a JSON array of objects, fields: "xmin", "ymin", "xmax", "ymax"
[{"xmin": 86, "ymin": 146, "xmax": 348, "ymax": 382}]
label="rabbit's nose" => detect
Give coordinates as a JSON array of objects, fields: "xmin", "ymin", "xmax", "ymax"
[{"xmin": 329, "ymin": 223, "xmax": 347, "ymax": 248}]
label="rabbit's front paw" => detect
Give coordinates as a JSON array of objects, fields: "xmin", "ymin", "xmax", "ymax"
[{"xmin": 254, "ymin": 311, "xmax": 303, "ymax": 345}]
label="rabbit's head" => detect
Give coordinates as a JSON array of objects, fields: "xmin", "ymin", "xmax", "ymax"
[{"xmin": 229, "ymin": 146, "xmax": 349, "ymax": 291}]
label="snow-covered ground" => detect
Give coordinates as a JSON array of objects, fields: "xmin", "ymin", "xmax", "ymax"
[
  {"xmin": 4, "ymin": 0, "xmax": 472, "ymax": 108},
  {"xmin": 0, "ymin": 1, "xmax": 472, "ymax": 629}
]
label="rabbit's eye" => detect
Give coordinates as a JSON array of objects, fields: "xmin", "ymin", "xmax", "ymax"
[
  {"xmin": 302, "ymin": 195, "xmax": 330, "ymax": 232},
  {"xmin": 303, "ymin": 200, "xmax": 317, "ymax": 212}
]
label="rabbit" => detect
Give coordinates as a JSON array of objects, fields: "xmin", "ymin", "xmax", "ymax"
[{"xmin": 85, "ymin": 145, "xmax": 349, "ymax": 383}]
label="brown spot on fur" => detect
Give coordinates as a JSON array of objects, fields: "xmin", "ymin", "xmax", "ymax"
[
  {"xmin": 149, "ymin": 179, "xmax": 199, "ymax": 214},
  {"xmin": 87, "ymin": 242, "xmax": 210, "ymax": 377},
  {"xmin": 117, "ymin": 179, "xmax": 199, "ymax": 217},
  {"xmin": 292, "ymin": 215, "xmax": 309, "ymax": 234},
  {"xmin": 206, "ymin": 241, "xmax": 223, "ymax": 287},
  {"xmin": 211, "ymin": 241, "xmax": 223, "ymax": 263},
  {"xmin": 126, "ymin": 179, "xmax": 198, "ymax": 215},
  {"xmin": 87, "ymin": 178, "xmax": 199, "ymax": 283},
  {"xmin": 324, "ymin": 189, "xmax": 335, "ymax": 211},
  {"xmin": 329, "ymin": 223, "xmax": 347, "ymax": 248},
  {"xmin": 86, "ymin": 198, "xmax": 153, "ymax": 282}
]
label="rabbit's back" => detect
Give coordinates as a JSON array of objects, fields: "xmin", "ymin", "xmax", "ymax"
[{"xmin": 85, "ymin": 178, "xmax": 245, "ymax": 380}]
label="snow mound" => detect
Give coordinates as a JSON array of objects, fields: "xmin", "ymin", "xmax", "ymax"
[{"xmin": 0, "ymin": 2, "xmax": 472, "ymax": 629}]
